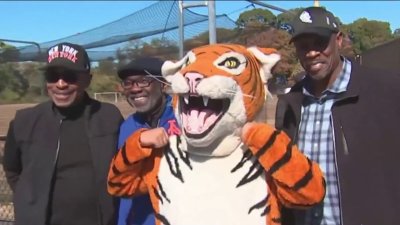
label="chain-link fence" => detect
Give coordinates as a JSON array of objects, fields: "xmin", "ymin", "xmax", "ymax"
[{"xmin": 0, "ymin": 138, "xmax": 14, "ymax": 224}]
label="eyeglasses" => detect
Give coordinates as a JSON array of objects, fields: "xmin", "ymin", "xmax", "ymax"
[
  {"xmin": 44, "ymin": 71, "xmax": 79, "ymax": 84},
  {"xmin": 121, "ymin": 78, "xmax": 154, "ymax": 89}
]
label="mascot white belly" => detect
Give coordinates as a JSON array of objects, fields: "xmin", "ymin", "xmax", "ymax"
[{"xmin": 158, "ymin": 137, "xmax": 267, "ymax": 225}]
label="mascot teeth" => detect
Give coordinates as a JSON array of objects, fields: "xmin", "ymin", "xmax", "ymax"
[
  {"xmin": 184, "ymin": 95, "xmax": 189, "ymax": 104},
  {"xmin": 202, "ymin": 96, "xmax": 209, "ymax": 106}
]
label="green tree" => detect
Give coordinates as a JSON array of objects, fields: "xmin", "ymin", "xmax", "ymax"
[
  {"xmin": 0, "ymin": 42, "xmax": 20, "ymax": 63},
  {"xmin": 97, "ymin": 59, "xmax": 117, "ymax": 75},
  {"xmin": 184, "ymin": 28, "xmax": 238, "ymax": 50},
  {"xmin": 0, "ymin": 63, "xmax": 29, "ymax": 103},
  {"xmin": 19, "ymin": 62, "xmax": 47, "ymax": 100},
  {"xmin": 276, "ymin": 8, "xmax": 304, "ymax": 27},
  {"xmin": 394, "ymin": 28, "xmax": 400, "ymax": 37},
  {"xmin": 117, "ymin": 38, "xmax": 179, "ymax": 63},
  {"xmin": 343, "ymin": 18, "xmax": 393, "ymax": 54},
  {"xmin": 237, "ymin": 8, "xmax": 276, "ymax": 28}
]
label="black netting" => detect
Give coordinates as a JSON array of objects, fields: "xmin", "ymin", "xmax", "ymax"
[
  {"xmin": 0, "ymin": 139, "xmax": 14, "ymax": 223},
  {"xmin": 6, "ymin": 1, "xmax": 236, "ymax": 62},
  {"xmin": 0, "ymin": 2, "xmax": 237, "ymax": 221}
]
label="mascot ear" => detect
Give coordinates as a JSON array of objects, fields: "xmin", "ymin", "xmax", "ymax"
[
  {"xmin": 161, "ymin": 53, "xmax": 189, "ymax": 78},
  {"xmin": 246, "ymin": 47, "xmax": 280, "ymax": 85},
  {"xmin": 161, "ymin": 52, "xmax": 191, "ymax": 94}
]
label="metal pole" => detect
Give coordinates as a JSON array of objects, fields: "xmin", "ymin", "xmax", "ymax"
[
  {"xmin": 0, "ymin": 38, "xmax": 42, "ymax": 61},
  {"xmin": 0, "ymin": 39, "xmax": 47, "ymax": 96},
  {"xmin": 208, "ymin": 0, "xmax": 216, "ymax": 44},
  {"xmin": 178, "ymin": 0, "xmax": 184, "ymax": 58},
  {"xmin": 247, "ymin": 0, "xmax": 291, "ymax": 14}
]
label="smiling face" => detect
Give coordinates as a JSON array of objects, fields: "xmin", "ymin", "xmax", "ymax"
[
  {"xmin": 45, "ymin": 67, "xmax": 91, "ymax": 108},
  {"xmin": 122, "ymin": 75, "xmax": 164, "ymax": 113},
  {"xmin": 293, "ymin": 32, "xmax": 343, "ymax": 84}
]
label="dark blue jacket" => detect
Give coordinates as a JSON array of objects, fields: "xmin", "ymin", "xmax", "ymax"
[{"xmin": 117, "ymin": 95, "xmax": 177, "ymax": 225}]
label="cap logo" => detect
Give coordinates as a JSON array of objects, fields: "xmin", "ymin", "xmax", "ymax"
[
  {"xmin": 48, "ymin": 45, "xmax": 79, "ymax": 63},
  {"xmin": 299, "ymin": 11, "xmax": 312, "ymax": 23}
]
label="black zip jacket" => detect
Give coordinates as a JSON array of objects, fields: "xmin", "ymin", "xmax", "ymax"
[
  {"xmin": 276, "ymin": 62, "xmax": 400, "ymax": 225},
  {"xmin": 2, "ymin": 95, "xmax": 124, "ymax": 225}
]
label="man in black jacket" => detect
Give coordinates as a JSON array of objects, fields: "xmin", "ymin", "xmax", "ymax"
[
  {"xmin": 277, "ymin": 7, "xmax": 400, "ymax": 225},
  {"xmin": 2, "ymin": 42, "xmax": 124, "ymax": 225}
]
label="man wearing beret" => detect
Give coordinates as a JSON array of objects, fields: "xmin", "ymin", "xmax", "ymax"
[{"xmin": 109, "ymin": 57, "xmax": 179, "ymax": 225}]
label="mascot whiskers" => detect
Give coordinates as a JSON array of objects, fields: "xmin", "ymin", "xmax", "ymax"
[{"xmin": 108, "ymin": 44, "xmax": 325, "ymax": 225}]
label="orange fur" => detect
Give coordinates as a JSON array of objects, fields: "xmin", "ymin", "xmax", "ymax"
[
  {"xmin": 179, "ymin": 44, "xmax": 276, "ymax": 120},
  {"xmin": 108, "ymin": 44, "xmax": 325, "ymax": 225}
]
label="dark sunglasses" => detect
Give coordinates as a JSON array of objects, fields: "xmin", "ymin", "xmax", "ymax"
[
  {"xmin": 44, "ymin": 71, "xmax": 79, "ymax": 84},
  {"xmin": 121, "ymin": 78, "xmax": 154, "ymax": 89}
]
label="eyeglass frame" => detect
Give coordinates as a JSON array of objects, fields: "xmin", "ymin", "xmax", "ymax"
[{"xmin": 120, "ymin": 77, "xmax": 157, "ymax": 89}]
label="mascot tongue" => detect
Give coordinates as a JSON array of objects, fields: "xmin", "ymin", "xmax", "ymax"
[{"xmin": 183, "ymin": 109, "xmax": 219, "ymax": 134}]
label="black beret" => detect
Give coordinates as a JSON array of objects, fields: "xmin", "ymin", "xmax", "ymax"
[{"xmin": 117, "ymin": 57, "xmax": 164, "ymax": 79}]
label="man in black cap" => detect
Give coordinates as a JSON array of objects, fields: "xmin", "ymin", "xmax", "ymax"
[
  {"xmin": 276, "ymin": 6, "xmax": 400, "ymax": 225},
  {"xmin": 109, "ymin": 57, "xmax": 178, "ymax": 225},
  {"xmin": 3, "ymin": 42, "xmax": 123, "ymax": 225}
]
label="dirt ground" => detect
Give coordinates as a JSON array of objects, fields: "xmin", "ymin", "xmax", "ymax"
[
  {"xmin": 0, "ymin": 96, "xmax": 277, "ymax": 222},
  {"xmin": 0, "ymin": 96, "xmax": 277, "ymax": 137}
]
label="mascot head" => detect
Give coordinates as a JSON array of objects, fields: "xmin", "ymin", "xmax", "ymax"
[{"xmin": 162, "ymin": 44, "xmax": 280, "ymax": 156}]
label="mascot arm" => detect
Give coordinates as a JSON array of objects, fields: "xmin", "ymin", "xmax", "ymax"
[
  {"xmin": 107, "ymin": 128, "xmax": 153, "ymax": 197},
  {"xmin": 243, "ymin": 123, "xmax": 325, "ymax": 207}
]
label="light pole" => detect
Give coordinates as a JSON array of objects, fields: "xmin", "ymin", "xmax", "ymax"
[{"xmin": 178, "ymin": 1, "xmax": 217, "ymax": 58}]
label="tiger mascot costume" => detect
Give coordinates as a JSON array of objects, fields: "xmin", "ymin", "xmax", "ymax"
[{"xmin": 108, "ymin": 44, "xmax": 325, "ymax": 225}]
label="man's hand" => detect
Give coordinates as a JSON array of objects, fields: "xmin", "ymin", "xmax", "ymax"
[
  {"xmin": 140, "ymin": 128, "xmax": 169, "ymax": 148},
  {"xmin": 241, "ymin": 122, "xmax": 256, "ymax": 141}
]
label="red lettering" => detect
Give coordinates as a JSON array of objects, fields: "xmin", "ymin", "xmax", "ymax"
[
  {"xmin": 167, "ymin": 120, "xmax": 181, "ymax": 136},
  {"xmin": 70, "ymin": 55, "xmax": 77, "ymax": 63}
]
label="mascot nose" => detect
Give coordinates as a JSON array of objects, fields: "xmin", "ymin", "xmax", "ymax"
[{"xmin": 185, "ymin": 72, "xmax": 204, "ymax": 94}]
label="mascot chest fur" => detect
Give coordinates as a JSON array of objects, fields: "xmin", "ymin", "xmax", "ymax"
[
  {"xmin": 157, "ymin": 44, "xmax": 280, "ymax": 225},
  {"xmin": 158, "ymin": 137, "xmax": 267, "ymax": 225}
]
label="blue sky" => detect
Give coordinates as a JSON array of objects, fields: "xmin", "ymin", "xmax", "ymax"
[{"xmin": 1, "ymin": 1, "xmax": 399, "ymax": 45}]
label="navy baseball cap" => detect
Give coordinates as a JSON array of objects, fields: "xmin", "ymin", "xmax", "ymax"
[{"xmin": 290, "ymin": 7, "xmax": 340, "ymax": 43}]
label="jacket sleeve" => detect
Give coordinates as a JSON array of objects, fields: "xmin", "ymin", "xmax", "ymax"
[
  {"xmin": 2, "ymin": 120, "xmax": 22, "ymax": 192},
  {"xmin": 242, "ymin": 123, "xmax": 325, "ymax": 208},
  {"xmin": 274, "ymin": 96, "xmax": 287, "ymax": 130},
  {"xmin": 107, "ymin": 128, "xmax": 153, "ymax": 197}
]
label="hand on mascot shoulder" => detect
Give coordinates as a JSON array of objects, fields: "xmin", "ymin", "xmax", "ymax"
[{"xmin": 241, "ymin": 122, "xmax": 257, "ymax": 142}]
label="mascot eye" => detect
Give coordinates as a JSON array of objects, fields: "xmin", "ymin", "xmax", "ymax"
[{"xmin": 218, "ymin": 57, "xmax": 241, "ymax": 69}]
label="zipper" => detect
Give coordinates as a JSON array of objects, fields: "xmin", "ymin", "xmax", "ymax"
[
  {"xmin": 53, "ymin": 119, "xmax": 63, "ymax": 168},
  {"xmin": 331, "ymin": 115, "xmax": 344, "ymax": 225},
  {"xmin": 145, "ymin": 119, "xmax": 160, "ymax": 129},
  {"xmin": 46, "ymin": 119, "xmax": 63, "ymax": 225},
  {"xmin": 84, "ymin": 116, "xmax": 103, "ymax": 225}
]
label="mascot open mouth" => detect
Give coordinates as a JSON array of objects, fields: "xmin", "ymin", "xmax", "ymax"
[{"xmin": 180, "ymin": 95, "xmax": 230, "ymax": 138}]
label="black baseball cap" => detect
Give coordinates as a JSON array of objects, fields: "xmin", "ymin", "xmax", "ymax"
[
  {"xmin": 117, "ymin": 57, "xmax": 164, "ymax": 79},
  {"xmin": 42, "ymin": 42, "xmax": 91, "ymax": 73},
  {"xmin": 290, "ymin": 7, "xmax": 340, "ymax": 43}
]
